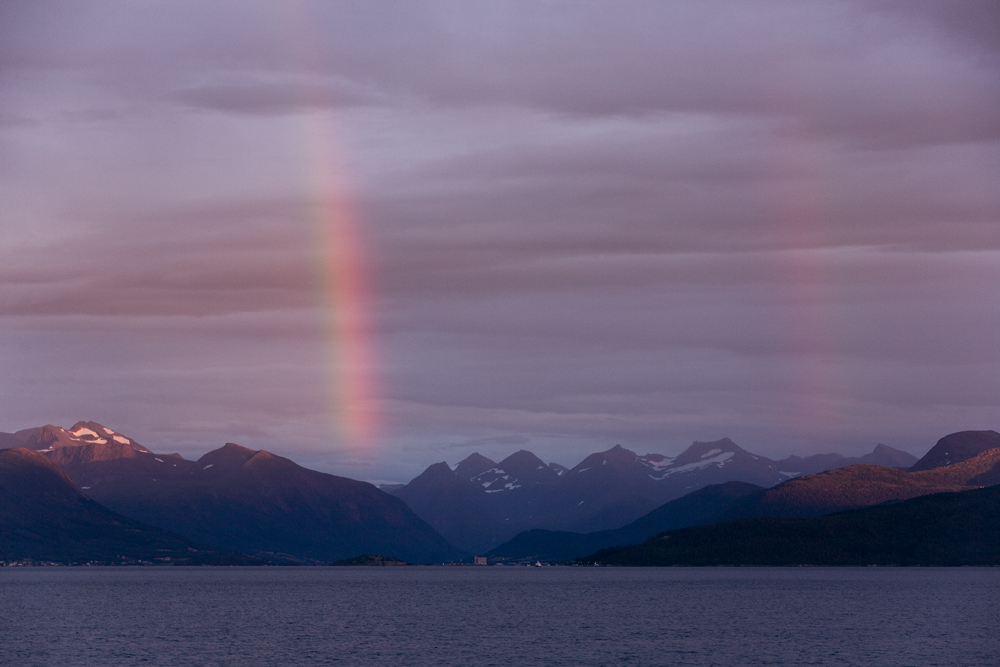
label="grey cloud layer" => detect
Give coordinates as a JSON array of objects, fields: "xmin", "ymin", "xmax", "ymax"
[{"xmin": 0, "ymin": 0, "xmax": 997, "ymax": 479}]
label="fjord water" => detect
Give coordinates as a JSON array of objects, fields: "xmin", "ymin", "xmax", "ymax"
[{"xmin": 1, "ymin": 568, "xmax": 996, "ymax": 666}]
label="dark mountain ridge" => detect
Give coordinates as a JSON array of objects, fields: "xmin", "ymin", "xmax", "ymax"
[
  {"xmin": 584, "ymin": 484, "xmax": 1000, "ymax": 566},
  {"xmin": 0, "ymin": 448, "xmax": 256, "ymax": 565},
  {"xmin": 487, "ymin": 435, "xmax": 998, "ymax": 562},
  {"xmin": 79, "ymin": 441, "xmax": 466, "ymax": 564},
  {"xmin": 776, "ymin": 443, "xmax": 916, "ymax": 476},
  {"xmin": 392, "ymin": 437, "xmax": 908, "ymax": 554},
  {"xmin": 487, "ymin": 481, "xmax": 765, "ymax": 562},
  {"xmin": 908, "ymin": 430, "xmax": 1000, "ymax": 471},
  {"xmin": 722, "ymin": 447, "xmax": 1000, "ymax": 521},
  {"xmin": 6, "ymin": 422, "xmax": 466, "ymax": 564}
]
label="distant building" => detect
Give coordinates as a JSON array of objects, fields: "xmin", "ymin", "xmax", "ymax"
[{"xmin": 474, "ymin": 556, "xmax": 487, "ymax": 565}]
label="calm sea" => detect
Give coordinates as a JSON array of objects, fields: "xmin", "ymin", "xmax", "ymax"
[{"xmin": 1, "ymin": 567, "xmax": 996, "ymax": 666}]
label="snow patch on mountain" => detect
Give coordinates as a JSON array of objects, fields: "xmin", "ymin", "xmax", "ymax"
[
  {"xmin": 640, "ymin": 456, "xmax": 677, "ymax": 471},
  {"xmin": 653, "ymin": 451, "xmax": 735, "ymax": 478}
]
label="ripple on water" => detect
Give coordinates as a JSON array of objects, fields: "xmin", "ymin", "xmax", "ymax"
[{"xmin": 0, "ymin": 567, "xmax": 997, "ymax": 667}]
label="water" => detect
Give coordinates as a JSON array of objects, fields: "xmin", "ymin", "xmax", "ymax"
[{"xmin": 1, "ymin": 567, "xmax": 996, "ymax": 666}]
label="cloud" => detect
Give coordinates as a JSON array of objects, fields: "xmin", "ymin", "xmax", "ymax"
[
  {"xmin": 313, "ymin": 1, "xmax": 1000, "ymax": 148},
  {"xmin": 870, "ymin": 0, "xmax": 1000, "ymax": 55},
  {"xmin": 168, "ymin": 79, "xmax": 389, "ymax": 116},
  {"xmin": 0, "ymin": 0, "xmax": 997, "ymax": 478},
  {"xmin": 0, "ymin": 199, "xmax": 319, "ymax": 318},
  {"xmin": 446, "ymin": 434, "xmax": 531, "ymax": 450}
]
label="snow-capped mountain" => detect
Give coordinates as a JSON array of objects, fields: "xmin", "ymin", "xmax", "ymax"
[
  {"xmin": 637, "ymin": 438, "xmax": 786, "ymax": 488},
  {"xmin": 389, "ymin": 436, "xmax": 930, "ymax": 554},
  {"xmin": 391, "ymin": 438, "xmax": 794, "ymax": 554},
  {"xmin": 470, "ymin": 450, "xmax": 561, "ymax": 493},
  {"xmin": 0, "ymin": 421, "xmax": 149, "ymax": 453},
  {"xmin": 0, "ymin": 421, "xmax": 465, "ymax": 564},
  {"xmin": 487, "ymin": 432, "xmax": 993, "ymax": 563}
]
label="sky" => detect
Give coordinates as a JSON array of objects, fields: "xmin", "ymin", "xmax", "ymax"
[{"xmin": 1, "ymin": 1, "xmax": 998, "ymax": 482}]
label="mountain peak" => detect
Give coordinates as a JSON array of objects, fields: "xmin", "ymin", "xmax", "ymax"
[
  {"xmin": 471, "ymin": 450, "xmax": 559, "ymax": 490},
  {"xmin": 497, "ymin": 450, "xmax": 547, "ymax": 469},
  {"xmin": 454, "ymin": 453, "xmax": 496, "ymax": 480},
  {"xmin": 670, "ymin": 438, "xmax": 743, "ymax": 467},
  {"xmin": 5, "ymin": 422, "xmax": 149, "ymax": 453},
  {"xmin": 602, "ymin": 444, "xmax": 639, "ymax": 462},
  {"xmin": 197, "ymin": 442, "xmax": 258, "ymax": 469},
  {"xmin": 70, "ymin": 421, "xmax": 108, "ymax": 434},
  {"xmin": 570, "ymin": 445, "xmax": 641, "ymax": 473},
  {"xmin": 244, "ymin": 450, "xmax": 280, "ymax": 467},
  {"xmin": 34, "ymin": 425, "xmax": 71, "ymax": 448},
  {"xmin": 909, "ymin": 430, "xmax": 1000, "ymax": 472},
  {"xmin": 410, "ymin": 461, "xmax": 458, "ymax": 484},
  {"xmin": 862, "ymin": 443, "xmax": 917, "ymax": 468},
  {"xmin": 497, "ymin": 450, "xmax": 559, "ymax": 482}
]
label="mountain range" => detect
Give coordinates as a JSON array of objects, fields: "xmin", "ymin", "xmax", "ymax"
[
  {"xmin": 4, "ymin": 420, "xmax": 995, "ymax": 567},
  {"xmin": 489, "ymin": 430, "xmax": 1000, "ymax": 562},
  {"xmin": 585, "ymin": 484, "xmax": 1000, "ymax": 566},
  {"xmin": 390, "ymin": 438, "xmax": 916, "ymax": 554},
  {"xmin": 773, "ymin": 443, "xmax": 919, "ymax": 476},
  {"xmin": 2, "ymin": 421, "xmax": 463, "ymax": 564}
]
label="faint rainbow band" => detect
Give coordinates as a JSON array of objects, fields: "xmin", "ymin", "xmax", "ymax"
[{"xmin": 284, "ymin": 0, "xmax": 379, "ymax": 448}]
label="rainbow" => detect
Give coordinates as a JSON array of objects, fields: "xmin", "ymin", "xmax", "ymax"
[
  {"xmin": 307, "ymin": 149, "xmax": 378, "ymax": 450},
  {"xmin": 283, "ymin": 1, "xmax": 379, "ymax": 449},
  {"xmin": 763, "ymin": 119, "xmax": 840, "ymax": 439}
]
